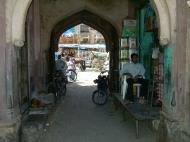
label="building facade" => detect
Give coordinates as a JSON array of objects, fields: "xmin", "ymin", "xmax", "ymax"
[{"xmin": 59, "ymin": 24, "xmax": 105, "ymax": 44}]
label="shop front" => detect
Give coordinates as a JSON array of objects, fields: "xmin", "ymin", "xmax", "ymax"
[{"xmin": 113, "ymin": 2, "xmax": 164, "ymax": 138}]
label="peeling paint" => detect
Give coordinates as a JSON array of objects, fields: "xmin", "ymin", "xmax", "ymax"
[{"xmin": 163, "ymin": 47, "xmax": 172, "ymax": 108}]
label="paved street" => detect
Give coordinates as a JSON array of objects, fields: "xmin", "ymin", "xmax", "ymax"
[{"xmin": 40, "ymin": 70, "xmax": 156, "ymax": 142}]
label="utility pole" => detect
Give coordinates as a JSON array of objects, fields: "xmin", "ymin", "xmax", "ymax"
[{"xmin": 77, "ymin": 25, "xmax": 81, "ymax": 58}]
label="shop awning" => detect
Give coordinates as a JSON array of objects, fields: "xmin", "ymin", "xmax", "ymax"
[{"xmin": 59, "ymin": 44, "xmax": 106, "ymax": 49}]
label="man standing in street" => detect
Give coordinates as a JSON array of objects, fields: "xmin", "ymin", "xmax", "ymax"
[{"xmin": 55, "ymin": 54, "xmax": 68, "ymax": 75}]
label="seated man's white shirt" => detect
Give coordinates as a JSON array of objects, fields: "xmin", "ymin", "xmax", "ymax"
[{"xmin": 120, "ymin": 63, "xmax": 145, "ymax": 78}]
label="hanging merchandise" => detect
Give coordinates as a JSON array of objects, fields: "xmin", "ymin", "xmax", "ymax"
[
  {"xmin": 121, "ymin": 38, "xmax": 128, "ymax": 48},
  {"xmin": 119, "ymin": 18, "xmax": 138, "ymax": 94},
  {"xmin": 120, "ymin": 18, "xmax": 138, "ymax": 68},
  {"xmin": 152, "ymin": 48, "xmax": 159, "ymax": 59},
  {"xmin": 135, "ymin": 2, "xmax": 164, "ymax": 107},
  {"xmin": 120, "ymin": 49, "xmax": 129, "ymax": 60},
  {"xmin": 122, "ymin": 19, "xmax": 137, "ymax": 38},
  {"xmin": 129, "ymin": 37, "xmax": 136, "ymax": 48},
  {"xmin": 145, "ymin": 16, "xmax": 155, "ymax": 32},
  {"xmin": 151, "ymin": 48, "xmax": 164, "ymax": 107}
]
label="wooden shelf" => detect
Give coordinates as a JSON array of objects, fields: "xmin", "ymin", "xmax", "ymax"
[
  {"xmin": 120, "ymin": 47, "xmax": 139, "ymax": 50},
  {"xmin": 119, "ymin": 58, "xmax": 130, "ymax": 61}
]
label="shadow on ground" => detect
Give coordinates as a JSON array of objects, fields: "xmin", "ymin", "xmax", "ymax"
[{"xmin": 21, "ymin": 71, "xmax": 156, "ymax": 142}]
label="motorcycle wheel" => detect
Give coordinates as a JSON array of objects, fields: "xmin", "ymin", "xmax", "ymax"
[{"xmin": 92, "ymin": 90, "xmax": 108, "ymax": 105}]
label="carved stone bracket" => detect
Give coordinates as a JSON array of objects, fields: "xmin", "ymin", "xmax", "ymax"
[
  {"xmin": 150, "ymin": 0, "xmax": 172, "ymax": 46},
  {"xmin": 12, "ymin": 0, "xmax": 32, "ymax": 47},
  {"xmin": 14, "ymin": 39, "xmax": 25, "ymax": 47}
]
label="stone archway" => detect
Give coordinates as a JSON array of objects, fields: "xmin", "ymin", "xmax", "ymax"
[
  {"xmin": 50, "ymin": 10, "xmax": 119, "ymax": 91},
  {"xmin": 50, "ymin": 10, "xmax": 116, "ymax": 53},
  {"xmin": 11, "ymin": 0, "xmax": 173, "ymax": 47},
  {"xmin": 10, "ymin": 0, "xmax": 177, "ymax": 124}
]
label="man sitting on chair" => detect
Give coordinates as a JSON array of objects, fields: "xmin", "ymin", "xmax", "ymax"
[{"xmin": 120, "ymin": 53, "xmax": 148, "ymax": 102}]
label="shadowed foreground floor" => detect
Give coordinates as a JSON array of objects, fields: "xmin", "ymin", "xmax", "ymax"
[{"xmin": 40, "ymin": 71, "xmax": 156, "ymax": 142}]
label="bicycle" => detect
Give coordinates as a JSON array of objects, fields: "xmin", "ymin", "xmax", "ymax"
[
  {"xmin": 92, "ymin": 71, "xmax": 109, "ymax": 105},
  {"xmin": 54, "ymin": 71, "xmax": 67, "ymax": 97},
  {"xmin": 66, "ymin": 69, "xmax": 77, "ymax": 82}
]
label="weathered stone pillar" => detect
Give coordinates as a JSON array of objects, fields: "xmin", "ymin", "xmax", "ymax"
[
  {"xmin": 27, "ymin": 0, "xmax": 44, "ymax": 95},
  {"xmin": 183, "ymin": 0, "xmax": 190, "ymax": 139},
  {"xmin": 157, "ymin": 1, "xmax": 190, "ymax": 142},
  {"xmin": 0, "ymin": 0, "xmax": 9, "ymax": 123},
  {"xmin": 32, "ymin": 0, "xmax": 45, "ymax": 92},
  {"xmin": 0, "ymin": 0, "xmax": 20, "ymax": 141},
  {"xmin": 186, "ymin": 5, "xmax": 190, "ymax": 126},
  {"xmin": 33, "ymin": 0, "xmax": 41, "ymax": 60}
]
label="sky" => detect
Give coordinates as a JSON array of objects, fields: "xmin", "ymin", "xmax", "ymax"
[{"xmin": 63, "ymin": 28, "xmax": 75, "ymax": 37}]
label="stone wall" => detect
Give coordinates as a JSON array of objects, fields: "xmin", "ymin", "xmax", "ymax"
[{"xmin": 156, "ymin": 0, "xmax": 190, "ymax": 142}]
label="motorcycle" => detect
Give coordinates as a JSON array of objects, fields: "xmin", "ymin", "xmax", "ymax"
[{"xmin": 92, "ymin": 71, "xmax": 109, "ymax": 105}]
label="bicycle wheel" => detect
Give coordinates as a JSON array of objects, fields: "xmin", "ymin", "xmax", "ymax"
[
  {"xmin": 92, "ymin": 90, "xmax": 108, "ymax": 105},
  {"xmin": 56, "ymin": 81, "xmax": 63, "ymax": 97},
  {"xmin": 61, "ymin": 82, "xmax": 67, "ymax": 96},
  {"xmin": 47, "ymin": 82, "xmax": 55, "ymax": 93},
  {"xmin": 57, "ymin": 87, "xmax": 62, "ymax": 97},
  {"xmin": 67, "ymin": 70, "xmax": 77, "ymax": 82}
]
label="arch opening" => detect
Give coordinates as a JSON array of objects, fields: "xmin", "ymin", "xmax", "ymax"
[
  {"xmin": 49, "ymin": 10, "xmax": 119, "ymax": 91},
  {"xmin": 56, "ymin": 23, "xmax": 108, "ymax": 72}
]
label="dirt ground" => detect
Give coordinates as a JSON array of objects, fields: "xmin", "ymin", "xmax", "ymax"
[{"xmin": 39, "ymin": 69, "xmax": 156, "ymax": 142}]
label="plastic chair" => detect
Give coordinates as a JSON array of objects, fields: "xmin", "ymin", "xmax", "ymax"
[
  {"xmin": 133, "ymin": 83, "xmax": 142, "ymax": 98},
  {"xmin": 121, "ymin": 75, "xmax": 127, "ymax": 100}
]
